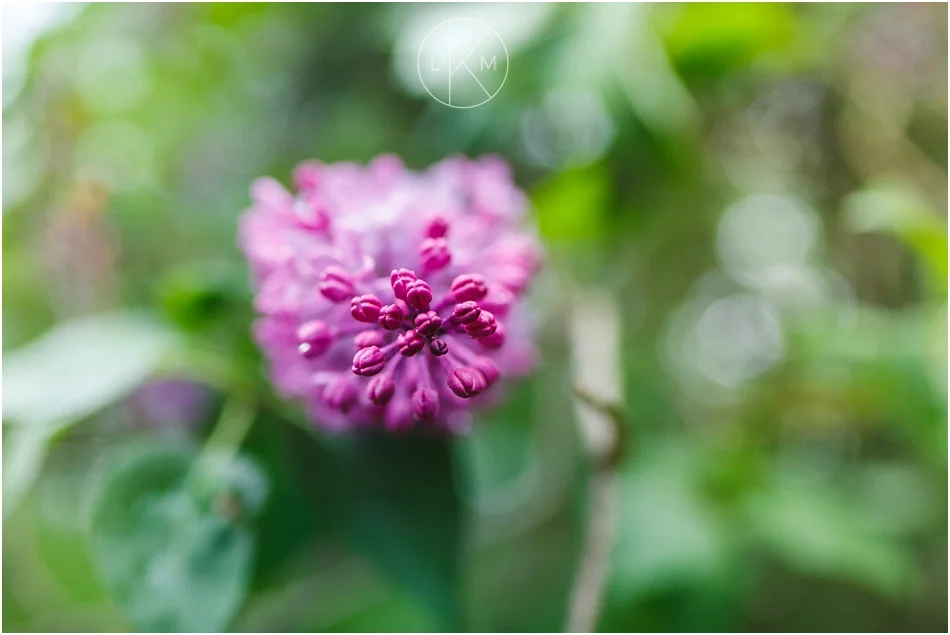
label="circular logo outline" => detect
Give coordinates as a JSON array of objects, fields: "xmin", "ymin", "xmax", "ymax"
[{"xmin": 417, "ymin": 17, "xmax": 509, "ymax": 109}]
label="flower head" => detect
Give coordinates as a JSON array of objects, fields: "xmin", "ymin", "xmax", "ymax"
[{"xmin": 240, "ymin": 154, "xmax": 543, "ymax": 432}]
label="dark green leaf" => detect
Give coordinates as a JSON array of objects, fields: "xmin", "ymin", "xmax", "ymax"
[
  {"xmin": 87, "ymin": 443, "xmax": 268, "ymax": 632},
  {"xmin": 297, "ymin": 430, "xmax": 465, "ymax": 630}
]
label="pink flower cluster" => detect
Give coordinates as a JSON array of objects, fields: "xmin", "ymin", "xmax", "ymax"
[{"xmin": 239, "ymin": 154, "xmax": 543, "ymax": 433}]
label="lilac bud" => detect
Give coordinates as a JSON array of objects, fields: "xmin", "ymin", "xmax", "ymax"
[
  {"xmin": 414, "ymin": 311, "xmax": 443, "ymax": 336},
  {"xmin": 453, "ymin": 301, "xmax": 481, "ymax": 325},
  {"xmin": 471, "ymin": 356, "xmax": 500, "ymax": 385},
  {"xmin": 352, "ymin": 346, "xmax": 386, "ymax": 376},
  {"xmin": 366, "ymin": 375, "xmax": 395, "ymax": 405},
  {"xmin": 350, "ymin": 294, "xmax": 382, "ymax": 323},
  {"xmin": 425, "ymin": 216, "xmax": 449, "ymax": 238},
  {"xmin": 464, "ymin": 310, "xmax": 497, "ymax": 339},
  {"xmin": 297, "ymin": 320, "xmax": 333, "ymax": 358},
  {"xmin": 412, "ymin": 387, "xmax": 439, "ymax": 421},
  {"xmin": 377, "ymin": 304, "xmax": 404, "ymax": 330},
  {"xmin": 397, "ymin": 329, "xmax": 425, "ymax": 357},
  {"xmin": 450, "ymin": 273, "xmax": 488, "ymax": 302},
  {"xmin": 419, "ymin": 237, "xmax": 451, "ymax": 271},
  {"xmin": 324, "ymin": 376, "xmax": 357, "ymax": 411},
  {"xmin": 405, "ymin": 279, "xmax": 433, "ymax": 311},
  {"xmin": 447, "ymin": 368, "xmax": 485, "ymax": 399},
  {"xmin": 429, "ymin": 338, "xmax": 449, "ymax": 356},
  {"xmin": 390, "ymin": 268, "xmax": 417, "ymax": 301},
  {"xmin": 319, "ymin": 266, "xmax": 356, "ymax": 303},
  {"xmin": 479, "ymin": 323, "xmax": 506, "ymax": 349},
  {"xmin": 354, "ymin": 330, "xmax": 385, "ymax": 349}
]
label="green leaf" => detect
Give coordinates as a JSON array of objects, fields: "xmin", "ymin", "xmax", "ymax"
[
  {"xmin": 87, "ymin": 443, "xmax": 268, "ymax": 632},
  {"xmin": 842, "ymin": 181, "xmax": 948, "ymax": 295},
  {"xmin": 532, "ymin": 163, "xmax": 610, "ymax": 243},
  {"xmin": 3, "ymin": 311, "xmax": 178, "ymax": 428},
  {"xmin": 745, "ymin": 470, "xmax": 917, "ymax": 599},
  {"xmin": 297, "ymin": 430, "xmax": 465, "ymax": 630},
  {"xmin": 606, "ymin": 443, "xmax": 731, "ymax": 600},
  {"xmin": 2, "ymin": 425, "xmax": 49, "ymax": 521}
]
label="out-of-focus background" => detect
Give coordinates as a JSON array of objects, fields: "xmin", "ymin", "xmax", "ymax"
[{"xmin": 2, "ymin": 3, "xmax": 947, "ymax": 632}]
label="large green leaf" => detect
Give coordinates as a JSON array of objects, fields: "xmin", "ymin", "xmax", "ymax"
[
  {"xmin": 87, "ymin": 443, "xmax": 268, "ymax": 632},
  {"xmin": 3, "ymin": 311, "xmax": 178, "ymax": 521},
  {"xmin": 3, "ymin": 311, "xmax": 178, "ymax": 428},
  {"xmin": 296, "ymin": 430, "xmax": 465, "ymax": 630},
  {"xmin": 745, "ymin": 469, "xmax": 916, "ymax": 600}
]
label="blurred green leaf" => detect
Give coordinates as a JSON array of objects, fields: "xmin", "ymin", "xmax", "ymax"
[
  {"xmin": 532, "ymin": 163, "xmax": 609, "ymax": 243},
  {"xmin": 2, "ymin": 426, "xmax": 48, "ymax": 521},
  {"xmin": 606, "ymin": 443, "xmax": 732, "ymax": 600},
  {"xmin": 298, "ymin": 431, "xmax": 465, "ymax": 630},
  {"xmin": 659, "ymin": 2, "xmax": 796, "ymax": 76},
  {"xmin": 842, "ymin": 181, "xmax": 948, "ymax": 294},
  {"xmin": 87, "ymin": 443, "xmax": 268, "ymax": 632},
  {"xmin": 745, "ymin": 470, "xmax": 917, "ymax": 600},
  {"xmin": 3, "ymin": 311, "xmax": 178, "ymax": 428},
  {"xmin": 2, "ymin": 311, "xmax": 178, "ymax": 521}
]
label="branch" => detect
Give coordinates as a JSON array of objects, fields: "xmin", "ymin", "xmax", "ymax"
[{"xmin": 565, "ymin": 290, "xmax": 627, "ymax": 633}]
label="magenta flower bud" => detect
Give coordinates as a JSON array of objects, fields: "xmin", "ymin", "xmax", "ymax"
[
  {"xmin": 390, "ymin": 268, "xmax": 417, "ymax": 301},
  {"xmin": 397, "ymin": 329, "xmax": 425, "ymax": 357},
  {"xmin": 419, "ymin": 237, "xmax": 451, "ymax": 271},
  {"xmin": 319, "ymin": 266, "xmax": 356, "ymax": 303},
  {"xmin": 414, "ymin": 311, "xmax": 443, "ymax": 336},
  {"xmin": 297, "ymin": 320, "xmax": 333, "ymax": 358},
  {"xmin": 350, "ymin": 294, "xmax": 382, "ymax": 323},
  {"xmin": 447, "ymin": 367, "xmax": 485, "ymax": 399},
  {"xmin": 324, "ymin": 376, "xmax": 357, "ymax": 411},
  {"xmin": 352, "ymin": 346, "xmax": 386, "ymax": 376},
  {"xmin": 405, "ymin": 279, "xmax": 433, "ymax": 311},
  {"xmin": 377, "ymin": 304, "xmax": 404, "ymax": 330},
  {"xmin": 354, "ymin": 330, "xmax": 385, "ymax": 349},
  {"xmin": 464, "ymin": 310, "xmax": 497, "ymax": 339},
  {"xmin": 429, "ymin": 338, "xmax": 449, "ymax": 356},
  {"xmin": 412, "ymin": 387, "xmax": 439, "ymax": 422},
  {"xmin": 366, "ymin": 374, "xmax": 396, "ymax": 405},
  {"xmin": 453, "ymin": 301, "xmax": 481, "ymax": 325},
  {"xmin": 471, "ymin": 356, "xmax": 500, "ymax": 385},
  {"xmin": 479, "ymin": 323, "xmax": 506, "ymax": 349},
  {"xmin": 450, "ymin": 273, "xmax": 488, "ymax": 302},
  {"xmin": 425, "ymin": 216, "xmax": 449, "ymax": 238}
]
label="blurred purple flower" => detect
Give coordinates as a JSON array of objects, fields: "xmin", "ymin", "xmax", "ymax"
[
  {"xmin": 238, "ymin": 154, "xmax": 543, "ymax": 432},
  {"xmin": 130, "ymin": 379, "xmax": 213, "ymax": 430}
]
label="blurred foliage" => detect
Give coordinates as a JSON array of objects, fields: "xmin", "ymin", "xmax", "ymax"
[{"xmin": 2, "ymin": 2, "xmax": 947, "ymax": 632}]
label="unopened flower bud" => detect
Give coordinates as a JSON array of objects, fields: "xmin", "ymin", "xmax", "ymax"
[
  {"xmin": 352, "ymin": 346, "xmax": 386, "ymax": 376},
  {"xmin": 453, "ymin": 301, "xmax": 481, "ymax": 325},
  {"xmin": 397, "ymin": 329, "xmax": 425, "ymax": 357},
  {"xmin": 297, "ymin": 320, "xmax": 333, "ymax": 358},
  {"xmin": 450, "ymin": 273, "xmax": 487, "ymax": 302},
  {"xmin": 412, "ymin": 387, "xmax": 439, "ymax": 421},
  {"xmin": 447, "ymin": 367, "xmax": 484, "ymax": 399},
  {"xmin": 377, "ymin": 304, "xmax": 404, "ymax": 330},
  {"xmin": 414, "ymin": 311, "xmax": 443, "ymax": 336},
  {"xmin": 366, "ymin": 375, "xmax": 396, "ymax": 405},
  {"xmin": 419, "ymin": 237, "xmax": 451, "ymax": 271},
  {"xmin": 405, "ymin": 279, "xmax": 433, "ymax": 311},
  {"xmin": 350, "ymin": 294, "xmax": 382, "ymax": 323}
]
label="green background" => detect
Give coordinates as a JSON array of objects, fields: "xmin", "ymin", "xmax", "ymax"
[{"xmin": 3, "ymin": 3, "xmax": 947, "ymax": 632}]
